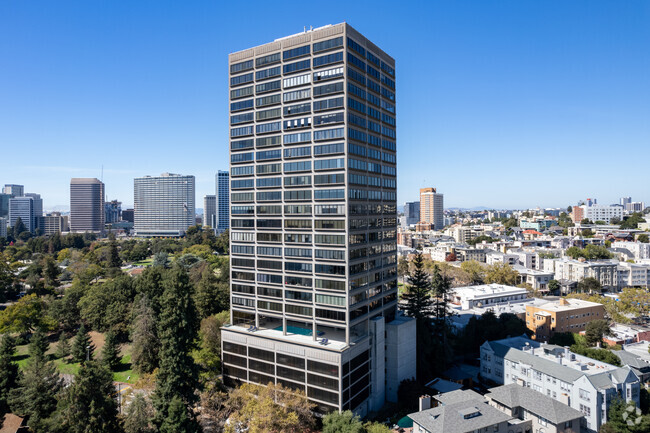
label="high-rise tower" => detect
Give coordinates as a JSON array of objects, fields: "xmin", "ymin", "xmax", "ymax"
[
  {"xmin": 216, "ymin": 170, "xmax": 230, "ymax": 233},
  {"xmin": 70, "ymin": 178, "xmax": 105, "ymax": 233},
  {"xmin": 419, "ymin": 187, "xmax": 444, "ymax": 230},
  {"xmin": 222, "ymin": 23, "xmax": 414, "ymax": 416}
]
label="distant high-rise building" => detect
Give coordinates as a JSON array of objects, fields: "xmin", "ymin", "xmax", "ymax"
[
  {"xmin": 134, "ymin": 173, "xmax": 195, "ymax": 237},
  {"xmin": 37, "ymin": 213, "xmax": 68, "ymax": 235},
  {"xmin": 0, "ymin": 217, "xmax": 7, "ymax": 238},
  {"xmin": 70, "ymin": 178, "xmax": 105, "ymax": 233},
  {"xmin": 403, "ymin": 201, "xmax": 420, "ymax": 227},
  {"xmin": 216, "ymin": 170, "xmax": 229, "ymax": 233},
  {"xmin": 3, "ymin": 184, "xmax": 24, "ymax": 197},
  {"xmin": 0, "ymin": 193, "xmax": 10, "ymax": 218},
  {"xmin": 420, "ymin": 187, "xmax": 444, "ymax": 230},
  {"xmin": 222, "ymin": 24, "xmax": 414, "ymax": 416},
  {"xmin": 625, "ymin": 202, "xmax": 645, "ymax": 213},
  {"xmin": 104, "ymin": 200, "xmax": 122, "ymax": 224},
  {"xmin": 121, "ymin": 209, "xmax": 134, "ymax": 223},
  {"xmin": 620, "ymin": 197, "xmax": 632, "ymax": 206},
  {"xmin": 9, "ymin": 196, "xmax": 35, "ymax": 233},
  {"xmin": 204, "ymin": 195, "xmax": 217, "ymax": 229},
  {"xmin": 24, "ymin": 193, "xmax": 43, "ymax": 220}
]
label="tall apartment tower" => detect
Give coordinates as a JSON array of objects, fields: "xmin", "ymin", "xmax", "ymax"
[
  {"xmin": 24, "ymin": 193, "xmax": 43, "ymax": 220},
  {"xmin": 222, "ymin": 23, "xmax": 415, "ymax": 417},
  {"xmin": 204, "ymin": 195, "xmax": 217, "ymax": 229},
  {"xmin": 134, "ymin": 173, "xmax": 195, "ymax": 237},
  {"xmin": 216, "ymin": 170, "xmax": 230, "ymax": 233},
  {"xmin": 620, "ymin": 197, "xmax": 632, "ymax": 206},
  {"xmin": 70, "ymin": 178, "xmax": 105, "ymax": 233},
  {"xmin": 419, "ymin": 187, "xmax": 444, "ymax": 230},
  {"xmin": 403, "ymin": 201, "xmax": 420, "ymax": 227},
  {"xmin": 3, "ymin": 184, "xmax": 24, "ymax": 197},
  {"xmin": 9, "ymin": 196, "xmax": 35, "ymax": 233}
]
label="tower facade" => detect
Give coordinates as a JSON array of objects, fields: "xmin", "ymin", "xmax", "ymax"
[
  {"xmin": 419, "ymin": 187, "xmax": 444, "ymax": 230},
  {"xmin": 216, "ymin": 170, "xmax": 230, "ymax": 233},
  {"xmin": 204, "ymin": 195, "xmax": 217, "ymax": 229},
  {"xmin": 133, "ymin": 173, "xmax": 195, "ymax": 237},
  {"xmin": 222, "ymin": 23, "xmax": 411, "ymax": 416},
  {"xmin": 70, "ymin": 178, "xmax": 105, "ymax": 233}
]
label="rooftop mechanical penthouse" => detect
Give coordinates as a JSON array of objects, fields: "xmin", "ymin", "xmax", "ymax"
[{"xmin": 221, "ymin": 23, "xmax": 415, "ymax": 416}]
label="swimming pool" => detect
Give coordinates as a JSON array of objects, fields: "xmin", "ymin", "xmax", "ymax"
[{"xmin": 274, "ymin": 325, "xmax": 324, "ymax": 336}]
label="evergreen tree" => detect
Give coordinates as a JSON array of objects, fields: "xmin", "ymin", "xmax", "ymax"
[
  {"xmin": 107, "ymin": 241, "xmax": 122, "ymax": 269},
  {"xmin": 131, "ymin": 295, "xmax": 159, "ymax": 374},
  {"xmin": 124, "ymin": 394, "xmax": 154, "ymax": 433},
  {"xmin": 29, "ymin": 327, "xmax": 50, "ymax": 360},
  {"xmin": 152, "ymin": 266, "xmax": 200, "ymax": 431},
  {"xmin": 430, "ymin": 264, "xmax": 452, "ymax": 331},
  {"xmin": 12, "ymin": 217, "xmax": 27, "ymax": 238},
  {"xmin": 53, "ymin": 361, "xmax": 123, "ymax": 433},
  {"xmin": 159, "ymin": 396, "xmax": 197, "ymax": 433},
  {"xmin": 9, "ymin": 355, "xmax": 62, "ymax": 432},
  {"xmin": 402, "ymin": 252, "xmax": 433, "ymax": 320},
  {"xmin": 55, "ymin": 333, "xmax": 71, "ymax": 360},
  {"xmin": 0, "ymin": 335, "xmax": 19, "ymax": 417},
  {"xmin": 101, "ymin": 330, "xmax": 120, "ymax": 370},
  {"xmin": 71, "ymin": 324, "xmax": 94, "ymax": 363}
]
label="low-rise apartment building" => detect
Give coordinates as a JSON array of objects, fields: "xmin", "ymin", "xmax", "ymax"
[
  {"xmin": 525, "ymin": 298, "xmax": 605, "ymax": 341},
  {"xmin": 611, "ymin": 241, "xmax": 650, "ymax": 261},
  {"xmin": 450, "ymin": 284, "xmax": 529, "ymax": 310},
  {"xmin": 547, "ymin": 258, "xmax": 619, "ymax": 291}
]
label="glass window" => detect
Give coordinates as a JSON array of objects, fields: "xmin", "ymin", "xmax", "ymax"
[
  {"xmin": 255, "ymin": 66, "xmax": 281, "ymax": 81},
  {"xmin": 283, "ymin": 45, "xmax": 310, "ymax": 60},
  {"xmin": 314, "ymin": 82, "xmax": 344, "ymax": 97},
  {"xmin": 231, "ymin": 72, "xmax": 254, "ymax": 86},
  {"xmin": 256, "ymin": 80, "xmax": 281, "ymax": 94},
  {"xmin": 314, "ymin": 66, "xmax": 344, "ymax": 82},
  {"xmin": 230, "ymin": 86, "xmax": 254, "ymax": 99},
  {"xmin": 256, "ymin": 94, "xmax": 281, "ymax": 107},
  {"xmin": 314, "ymin": 128, "xmax": 344, "ymax": 141},
  {"xmin": 230, "ymin": 60, "xmax": 253, "ymax": 74},
  {"xmin": 313, "ymin": 97, "xmax": 344, "ymax": 112},
  {"xmin": 256, "ymin": 52, "xmax": 281, "ymax": 67},
  {"xmin": 283, "ymin": 73, "xmax": 311, "ymax": 89},
  {"xmin": 313, "ymin": 37, "xmax": 343, "ymax": 53},
  {"xmin": 313, "ymin": 52, "xmax": 343, "ymax": 68},
  {"xmin": 284, "ymin": 102, "xmax": 311, "ymax": 116},
  {"xmin": 283, "ymin": 59, "xmax": 311, "ymax": 74}
]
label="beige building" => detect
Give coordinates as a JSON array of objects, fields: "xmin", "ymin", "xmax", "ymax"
[
  {"xmin": 525, "ymin": 298, "xmax": 606, "ymax": 341},
  {"xmin": 419, "ymin": 187, "xmax": 444, "ymax": 230}
]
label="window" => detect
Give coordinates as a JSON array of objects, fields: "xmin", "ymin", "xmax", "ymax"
[
  {"xmin": 314, "ymin": 97, "xmax": 344, "ymax": 111},
  {"xmin": 284, "ymin": 161, "xmax": 311, "ymax": 173},
  {"xmin": 285, "ymin": 205, "xmax": 312, "ymax": 215},
  {"xmin": 256, "ymin": 108, "xmax": 281, "ymax": 121},
  {"xmin": 284, "ymin": 146, "xmax": 311, "ymax": 159},
  {"xmin": 283, "ymin": 45, "xmax": 310, "ymax": 60},
  {"xmin": 285, "ymin": 248, "xmax": 312, "ymax": 258},
  {"xmin": 347, "ymin": 52, "xmax": 366, "ymax": 71},
  {"xmin": 315, "ymin": 234, "xmax": 345, "ymax": 245},
  {"xmin": 314, "ymin": 82, "xmax": 344, "ymax": 97},
  {"xmin": 230, "ymin": 86, "xmax": 253, "ymax": 99},
  {"xmin": 315, "ymin": 189, "xmax": 344, "ymax": 200},
  {"xmin": 283, "ymin": 89, "xmax": 311, "ymax": 103},
  {"xmin": 255, "ymin": 66, "xmax": 281, "ymax": 81},
  {"xmin": 314, "ymin": 158, "xmax": 344, "ymax": 171},
  {"xmin": 255, "ymin": 80, "xmax": 281, "ymax": 94},
  {"xmin": 231, "ymin": 139, "xmax": 254, "ymax": 150},
  {"xmin": 256, "ymin": 163, "xmax": 281, "ymax": 175},
  {"xmin": 314, "ymin": 128, "xmax": 344, "ymax": 141},
  {"xmin": 314, "ymin": 66, "xmax": 344, "ymax": 82},
  {"xmin": 256, "ymin": 94, "xmax": 281, "ymax": 107},
  {"xmin": 313, "ymin": 36, "xmax": 343, "ymax": 53},
  {"xmin": 256, "ymin": 122, "xmax": 281, "ymax": 134},
  {"xmin": 314, "ymin": 173, "xmax": 344, "ymax": 185},
  {"xmin": 315, "ymin": 249, "xmax": 345, "ymax": 260},
  {"xmin": 579, "ymin": 389, "xmax": 590, "ymax": 401},
  {"xmin": 230, "ymin": 72, "xmax": 253, "ymax": 86},
  {"xmin": 313, "ymin": 51, "xmax": 343, "ymax": 67},
  {"xmin": 314, "ymin": 112, "xmax": 344, "ymax": 126},
  {"xmin": 230, "ymin": 99, "xmax": 254, "ymax": 112},
  {"xmin": 284, "ymin": 59, "xmax": 310, "ymax": 74},
  {"xmin": 314, "ymin": 143, "xmax": 344, "ymax": 155},
  {"xmin": 230, "ymin": 60, "xmax": 253, "ymax": 74},
  {"xmin": 284, "ymin": 102, "xmax": 311, "ymax": 116},
  {"xmin": 231, "ymin": 152, "xmax": 253, "ymax": 163},
  {"xmin": 284, "ymin": 190, "xmax": 312, "ymax": 201},
  {"xmin": 315, "ymin": 219, "xmax": 344, "ymax": 229},
  {"xmin": 256, "ymin": 136, "xmax": 281, "ymax": 148},
  {"xmin": 256, "ymin": 191, "xmax": 281, "ymax": 202},
  {"xmin": 284, "ymin": 175, "xmax": 311, "ymax": 186},
  {"xmin": 256, "ymin": 52, "xmax": 281, "ymax": 67},
  {"xmin": 315, "ymin": 204, "xmax": 344, "ymax": 215},
  {"xmin": 283, "ymin": 73, "xmax": 311, "ymax": 89},
  {"xmin": 284, "ymin": 117, "xmax": 311, "ymax": 130}
]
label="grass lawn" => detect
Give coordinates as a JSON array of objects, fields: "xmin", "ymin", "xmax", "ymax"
[
  {"xmin": 12, "ymin": 332, "xmax": 140, "ymax": 385},
  {"xmin": 132, "ymin": 258, "xmax": 153, "ymax": 266}
]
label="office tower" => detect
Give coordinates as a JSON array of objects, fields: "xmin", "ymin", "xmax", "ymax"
[
  {"xmin": 105, "ymin": 200, "xmax": 122, "ymax": 224},
  {"xmin": 0, "ymin": 217, "xmax": 6, "ymax": 238},
  {"xmin": 216, "ymin": 170, "xmax": 230, "ymax": 233},
  {"xmin": 403, "ymin": 201, "xmax": 420, "ymax": 227},
  {"xmin": 625, "ymin": 202, "xmax": 645, "ymax": 213},
  {"xmin": 121, "ymin": 208, "xmax": 135, "ymax": 223},
  {"xmin": 9, "ymin": 196, "xmax": 35, "ymax": 233},
  {"xmin": 620, "ymin": 197, "xmax": 632, "ymax": 206},
  {"xmin": 70, "ymin": 178, "xmax": 105, "ymax": 233},
  {"xmin": 3, "ymin": 184, "xmax": 24, "ymax": 197},
  {"xmin": 37, "ymin": 213, "xmax": 68, "ymax": 235},
  {"xmin": 419, "ymin": 187, "xmax": 444, "ymax": 230},
  {"xmin": 134, "ymin": 173, "xmax": 195, "ymax": 237},
  {"xmin": 24, "ymin": 193, "xmax": 43, "ymax": 219},
  {"xmin": 222, "ymin": 23, "xmax": 414, "ymax": 416},
  {"xmin": 204, "ymin": 195, "xmax": 217, "ymax": 229},
  {"xmin": 0, "ymin": 193, "xmax": 10, "ymax": 218}
]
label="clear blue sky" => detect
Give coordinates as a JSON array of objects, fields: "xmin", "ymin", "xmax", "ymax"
[{"xmin": 1, "ymin": 1, "xmax": 648, "ymax": 211}]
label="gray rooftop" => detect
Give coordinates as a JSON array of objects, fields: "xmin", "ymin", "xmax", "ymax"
[
  {"xmin": 487, "ymin": 384, "xmax": 584, "ymax": 424},
  {"xmin": 409, "ymin": 400, "xmax": 512, "ymax": 433},
  {"xmin": 434, "ymin": 389, "xmax": 483, "ymax": 406}
]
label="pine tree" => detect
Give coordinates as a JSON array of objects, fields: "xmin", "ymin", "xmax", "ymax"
[
  {"xmin": 159, "ymin": 396, "xmax": 196, "ymax": 433},
  {"xmin": 9, "ymin": 355, "xmax": 62, "ymax": 433},
  {"xmin": 0, "ymin": 334, "xmax": 19, "ymax": 417},
  {"xmin": 124, "ymin": 394, "xmax": 154, "ymax": 433},
  {"xmin": 71, "ymin": 324, "xmax": 94, "ymax": 363},
  {"xmin": 152, "ymin": 266, "xmax": 200, "ymax": 431},
  {"xmin": 131, "ymin": 296, "xmax": 159, "ymax": 374},
  {"xmin": 101, "ymin": 330, "xmax": 120, "ymax": 370},
  {"xmin": 402, "ymin": 252, "xmax": 433, "ymax": 320},
  {"xmin": 55, "ymin": 333, "xmax": 71, "ymax": 360},
  {"xmin": 53, "ymin": 361, "xmax": 123, "ymax": 433},
  {"xmin": 107, "ymin": 241, "xmax": 122, "ymax": 269},
  {"xmin": 12, "ymin": 217, "xmax": 27, "ymax": 238},
  {"xmin": 29, "ymin": 328, "xmax": 50, "ymax": 360},
  {"xmin": 430, "ymin": 264, "xmax": 452, "ymax": 330}
]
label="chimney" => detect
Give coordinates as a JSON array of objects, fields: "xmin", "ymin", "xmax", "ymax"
[
  {"xmin": 419, "ymin": 395, "xmax": 432, "ymax": 411},
  {"xmin": 559, "ymin": 298, "xmax": 569, "ymax": 306}
]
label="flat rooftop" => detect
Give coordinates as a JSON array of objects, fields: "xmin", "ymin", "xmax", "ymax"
[
  {"xmin": 452, "ymin": 283, "xmax": 528, "ymax": 300},
  {"xmin": 223, "ymin": 323, "xmax": 349, "ymax": 351},
  {"xmin": 532, "ymin": 298, "xmax": 604, "ymax": 312}
]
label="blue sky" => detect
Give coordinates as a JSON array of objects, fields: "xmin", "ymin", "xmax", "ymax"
[{"xmin": 1, "ymin": 0, "xmax": 648, "ymax": 211}]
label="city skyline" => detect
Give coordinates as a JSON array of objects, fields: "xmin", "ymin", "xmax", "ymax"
[{"xmin": 2, "ymin": 1, "xmax": 649, "ymax": 209}]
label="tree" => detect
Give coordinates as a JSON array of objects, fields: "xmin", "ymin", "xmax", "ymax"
[
  {"xmin": 431, "ymin": 264, "xmax": 452, "ymax": 327},
  {"xmin": 445, "ymin": 252, "xmax": 457, "ymax": 262},
  {"xmin": 52, "ymin": 361, "xmax": 123, "ymax": 433},
  {"xmin": 459, "ymin": 260, "xmax": 485, "ymax": 285},
  {"xmin": 225, "ymin": 383, "xmax": 315, "ymax": 433},
  {"xmin": 78, "ymin": 275, "xmax": 135, "ymax": 337},
  {"xmin": 42, "ymin": 256, "xmax": 61, "ymax": 289},
  {"xmin": 620, "ymin": 213, "xmax": 646, "ymax": 230},
  {"xmin": 578, "ymin": 277, "xmax": 602, "ymax": 294},
  {"xmin": 124, "ymin": 394, "xmax": 155, "ymax": 433},
  {"xmin": 153, "ymin": 267, "xmax": 200, "ymax": 431},
  {"xmin": 29, "ymin": 327, "xmax": 50, "ymax": 360},
  {"xmin": 0, "ymin": 335, "xmax": 19, "ymax": 418},
  {"xmin": 602, "ymin": 398, "xmax": 650, "ymax": 433},
  {"xmin": 9, "ymin": 354, "xmax": 62, "ymax": 433},
  {"xmin": 152, "ymin": 252, "xmax": 170, "ymax": 268},
  {"xmin": 364, "ymin": 423, "xmax": 392, "ymax": 433},
  {"xmin": 0, "ymin": 294, "xmax": 56, "ymax": 335},
  {"xmin": 638, "ymin": 234, "xmax": 649, "ymax": 244},
  {"xmin": 402, "ymin": 252, "xmax": 433, "ymax": 320},
  {"xmin": 71, "ymin": 324, "xmax": 94, "ymax": 363},
  {"xmin": 485, "ymin": 263, "xmax": 518, "ymax": 285},
  {"xmin": 585, "ymin": 319, "xmax": 612, "ymax": 347},
  {"xmin": 548, "ymin": 279, "xmax": 560, "ymax": 293},
  {"xmin": 55, "ymin": 333, "xmax": 70, "ymax": 360},
  {"xmin": 397, "ymin": 257, "xmax": 409, "ymax": 278},
  {"xmin": 322, "ymin": 410, "xmax": 365, "ymax": 433},
  {"xmin": 397, "ymin": 378, "xmax": 427, "ymax": 412},
  {"xmin": 101, "ymin": 330, "xmax": 120, "ymax": 370},
  {"xmin": 193, "ymin": 266, "xmax": 229, "ymax": 319},
  {"xmin": 131, "ymin": 295, "xmax": 159, "ymax": 374},
  {"xmin": 107, "ymin": 241, "xmax": 122, "ymax": 269},
  {"xmin": 194, "ymin": 311, "xmax": 229, "ymax": 382},
  {"xmin": 159, "ymin": 395, "xmax": 196, "ymax": 433},
  {"xmin": 12, "ymin": 217, "xmax": 27, "ymax": 238}
]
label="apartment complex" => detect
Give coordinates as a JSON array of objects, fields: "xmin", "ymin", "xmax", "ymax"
[
  {"xmin": 419, "ymin": 187, "xmax": 444, "ymax": 230},
  {"xmin": 134, "ymin": 173, "xmax": 195, "ymax": 237},
  {"xmin": 37, "ymin": 213, "xmax": 68, "ymax": 235},
  {"xmin": 216, "ymin": 170, "xmax": 230, "ymax": 233},
  {"xmin": 572, "ymin": 202, "xmax": 623, "ymax": 224},
  {"xmin": 525, "ymin": 298, "xmax": 606, "ymax": 341},
  {"xmin": 70, "ymin": 178, "xmax": 105, "ymax": 233},
  {"xmin": 222, "ymin": 23, "xmax": 414, "ymax": 416}
]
